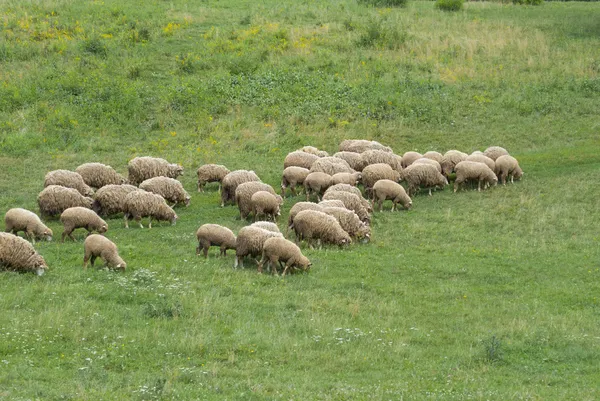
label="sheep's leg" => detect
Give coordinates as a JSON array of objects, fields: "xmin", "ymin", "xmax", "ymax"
[
  {"xmin": 477, "ymin": 180, "xmax": 482, "ymax": 192},
  {"xmin": 428, "ymin": 188, "xmax": 432, "ymax": 196},
  {"xmin": 69, "ymin": 232, "xmax": 76, "ymax": 242},
  {"xmin": 83, "ymin": 252, "xmax": 91, "ymax": 269},
  {"xmin": 203, "ymin": 246, "xmax": 209, "ymax": 258},
  {"xmin": 510, "ymin": 174, "xmax": 514, "ymax": 184},
  {"xmin": 234, "ymin": 255, "xmax": 239, "ymax": 268},
  {"xmin": 391, "ymin": 202, "xmax": 396, "ymax": 212},
  {"xmin": 61, "ymin": 231, "xmax": 68, "ymax": 243},
  {"xmin": 124, "ymin": 214, "xmax": 130, "ymax": 229},
  {"xmin": 90, "ymin": 255, "xmax": 97, "ymax": 267},
  {"xmin": 196, "ymin": 245, "xmax": 201, "ymax": 256},
  {"xmin": 257, "ymin": 254, "xmax": 267, "ymax": 274}
]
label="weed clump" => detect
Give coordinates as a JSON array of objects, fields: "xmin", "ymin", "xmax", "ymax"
[
  {"xmin": 435, "ymin": 0, "xmax": 464, "ymax": 12},
  {"xmin": 81, "ymin": 37, "xmax": 107, "ymax": 57},
  {"xmin": 512, "ymin": 0, "xmax": 543, "ymax": 5},
  {"xmin": 358, "ymin": 20, "xmax": 408, "ymax": 50},
  {"xmin": 482, "ymin": 335, "xmax": 504, "ymax": 364},
  {"xmin": 358, "ymin": 0, "xmax": 408, "ymax": 7}
]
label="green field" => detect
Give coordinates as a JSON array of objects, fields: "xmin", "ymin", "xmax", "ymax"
[{"xmin": 1, "ymin": 0, "xmax": 599, "ymax": 399}]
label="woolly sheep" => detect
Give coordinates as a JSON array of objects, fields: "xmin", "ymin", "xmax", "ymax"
[
  {"xmin": 331, "ymin": 172, "xmax": 362, "ymax": 186},
  {"xmin": 298, "ymin": 146, "xmax": 329, "ymax": 157},
  {"xmin": 309, "ymin": 157, "xmax": 354, "ymax": 176},
  {"xmin": 361, "ymin": 163, "xmax": 402, "ymax": 197},
  {"xmin": 318, "ymin": 200, "xmax": 346, "ymax": 209},
  {"xmin": 423, "ymin": 151, "xmax": 443, "ymax": 164},
  {"xmin": 195, "ymin": 224, "xmax": 236, "ymax": 258},
  {"xmin": 123, "ymin": 191, "xmax": 178, "ymax": 229},
  {"xmin": 324, "ymin": 183, "xmax": 372, "ymax": 213},
  {"xmin": 304, "ymin": 172, "xmax": 333, "ymax": 201},
  {"xmin": 92, "ymin": 184, "xmax": 141, "ymax": 217},
  {"xmin": 466, "ymin": 154, "xmax": 495, "ymax": 173},
  {"xmin": 139, "ymin": 176, "xmax": 191, "ymax": 207},
  {"xmin": 322, "ymin": 191, "xmax": 370, "ymax": 223},
  {"xmin": 235, "ymin": 181, "xmax": 277, "ymax": 220},
  {"xmin": 401, "ymin": 163, "xmax": 448, "ymax": 196},
  {"xmin": 220, "ymin": 170, "xmax": 261, "ymax": 207},
  {"xmin": 251, "ymin": 191, "xmax": 284, "ymax": 222},
  {"xmin": 494, "ymin": 155, "xmax": 523, "ymax": 185},
  {"xmin": 83, "ymin": 234, "xmax": 126, "ymax": 271},
  {"xmin": 38, "ymin": 185, "xmax": 94, "ymax": 218},
  {"xmin": 372, "ymin": 180, "xmax": 412, "ymax": 211},
  {"xmin": 292, "ymin": 210, "xmax": 352, "ymax": 247},
  {"xmin": 401, "ymin": 152, "xmax": 423, "ymax": 168},
  {"xmin": 127, "ymin": 156, "xmax": 183, "ymax": 186},
  {"xmin": 250, "ymin": 221, "xmax": 281, "ymax": 233},
  {"xmin": 258, "ymin": 237, "xmax": 311, "ymax": 276},
  {"xmin": 412, "ymin": 158, "xmax": 442, "ymax": 173},
  {"xmin": 361, "ymin": 150, "xmax": 403, "ymax": 172},
  {"xmin": 44, "ymin": 170, "xmax": 94, "ymax": 197},
  {"xmin": 4, "ymin": 208, "xmax": 53, "ymax": 243},
  {"xmin": 287, "ymin": 202, "xmax": 324, "ymax": 232},
  {"xmin": 0, "ymin": 232, "xmax": 48, "ymax": 275},
  {"xmin": 483, "ymin": 146, "xmax": 510, "ymax": 161},
  {"xmin": 75, "ymin": 163, "xmax": 126, "ymax": 189},
  {"xmin": 454, "ymin": 161, "xmax": 498, "ymax": 192},
  {"xmin": 196, "ymin": 164, "xmax": 230, "ymax": 192},
  {"xmin": 283, "ymin": 151, "xmax": 320, "ymax": 170},
  {"xmin": 322, "ymin": 206, "xmax": 371, "ymax": 242},
  {"xmin": 60, "ymin": 207, "xmax": 107, "ymax": 242},
  {"xmin": 235, "ymin": 226, "xmax": 283, "ymax": 268},
  {"xmin": 339, "ymin": 139, "xmax": 392, "ymax": 153},
  {"xmin": 440, "ymin": 150, "xmax": 468, "ymax": 178},
  {"xmin": 281, "ymin": 166, "xmax": 310, "ymax": 197},
  {"xmin": 333, "ymin": 151, "xmax": 366, "ymax": 171}
]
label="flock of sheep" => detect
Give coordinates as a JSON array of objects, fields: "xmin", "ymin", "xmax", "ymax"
[{"xmin": 0, "ymin": 140, "xmax": 523, "ymax": 277}]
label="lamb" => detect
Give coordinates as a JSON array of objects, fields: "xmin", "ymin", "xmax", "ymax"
[
  {"xmin": 44, "ymin": 170, "xmax": 94, "ymax": 197},
  {"xmin": 494, "ymin": 155, "xmax": 523, "ymax": 185},
  {"xmin": 4, "ymin": 208, "xmax": 53, "ymax": 243},
  {"xmin": 401, "ymin": 151, "xmax": 423, "ymax": 168},
  {"xmin": 412, "ymin": 158, "xmax": 442, "ymax": 173},
  {"xmin": 235, "ymin": 182, "xmax": 277, "ymax": 220},
  {"xmin": 322, "ymin": 206, "xmax": 371, "ymax": 243},
  {"xmin": 251, "ymin": 191, "xmax": 284, "ymax": 221},
  {"xmin": 220, "ymin": 170, "xmax": 261, "ymax": 207},
  {"xmin": 195, "ymin": 224, "xmax": 237, "ymax": 258},
  {"xmin": 372, "ymin": 180, "xmax": 412, "ymax": 211},
  {"xmin": 92, "ymin": 184, "xmax": 141, "ymax": 217},
  {"xmin": 83, "ymin": 234, "xmax": 126, "ymax": 271},
  {"xmin": 361, "ymin": 163, "xmax": 402, "ymax": 197},
  {"xmin": 304, "ymin": 172, "xmax": 333, "ymax": 201},
  {"xmin": 75, "ymin": 163, "xmax": 126, "ymax": 189},
  {"xmin": 298, "ymin": 146, "xmax": 329, "ymax": 157},
  {"xmin": 322, "ymin": 191, "xmax": 370, "ymax": 224},
  {"xmin": 361, "ymin": 150, "xmax": 403, "ymax": 172},
  {"xmin": 309, "ymin": 157, "xmax": 354, "ymax": 175},
  {"xmin": 196, "ymin": 164, "xmax": 230, "ymax": 192},
  {"xmin": 283, "ymin": 151, "xmax": 320, "ymax": 170},
  {"xmin": 287, "ymin": 202, "xmax": 324, "ymax": 233},
  {"xmin": 331, "ymin": 172, "xmax": 362, "ymax": 186},
  {"xmin": 60, "ymin": 207, "xmax": 108, "ymax": 242},
  {"xmin": 333, "ymin": 151, "xmax": 366, "ymax": 171},
  {"xmin": 465, "ymin": 154, "xmax": 496, "ymax": 172},
  {"xmin": 250, "ymin": 221, "xmax": 281, "ymax": 233},
  {"xmin": 401, "ymin": 163, "xmax": 448, "ymax": 196},
  {"xmin": 0, "ymin": 232, "xmax": 48, "ymax": 275},
  {"xmin": 454, "ymin": 161, "xmax": 498, "ymax": 192},
  {"xmin": 123, "ymin": 191, "xmax": 178, "ymax": 228},
  {"xmin": 139, "ymin": 176, "xmax": 191, "ymax": 207},
  {"xmin": 423, "ymin": 151, "xmax": 443, "ymax": 164},
  {"xmin": 483, "ymin": 146, "xmax": 510, "ymax": 161},
  {"xmin": 281, "ymin": 166, "xmax": 310, "ymax": 197},
  {"xmin": 318, "ymin": 200, "xmax": 346, "ymax": 208},
  {"xmin": 38, "ymin": 185, "xmax": 94, "ymax": 218},
  {"xmin": 127, "ymin": 156, "xmax": 183, "ymax": 186},
  {"xmin": 235, "ymin": 226, "xmax": 283, "ymax": 268},
  {"xmin": 258, "ymin": 237, "xmax": 311, "ymax": 276},
  {"xmin": 339, "ymin": 139, "xmax": 392, "ymax": 153},
  {"xmin": 292, "ymin": 210, "xmax": 352, "ymax": 247},
  {"xmin": 324, "ymin": 183, "xmax": 372, "ymax": 213},
  {"xmin": 440, "ymin": 150, "xmax": 468, "ymax": 178}
]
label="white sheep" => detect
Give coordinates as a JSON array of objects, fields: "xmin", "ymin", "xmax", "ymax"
[
  {"xmin": 322, "ymin": 206, "xmax": 371, "ymax": 243},
  {"xmin": 317, "ymin": 200, "xmax": 346, "ymax": 208},
  {"xmin": 466, "ymin": 154, "xmax": 495, "ymax": 172},
  {"xmin": 235, "ymin": 226, "xmax": 283, "ymax": 268},
  {"xmin": 127, "ymin": 156, "xmax": 183, "ymax": 186},
  {"xmin": 75, "ymin": 163, "xmax": 126, "ymax": 189},
  {"xmin": 423, "ymin": 151, "xmax": 443, "ymax": 164},
  {"xmin": 401, "ymin": 163, "xmax": 448, "ymax": 196},
  {"xmin": 123, "ymin": 191, "xmax": 178, "ymax": 228},
  {"xmin": 304, "ymin": 172, "xmax": 333, "ymax": 201},
  {"xmin": 331, "ymin": 172, "xmax": 362, "ymax": 186},
  {"xmin": 251, "ymin": 191, "xmax": 284, "ymax": 222},
  {"xmin": 83, "ymin": 234, "xmax": 126, "ymax": 271},
  {"xmin": 38, "ymin": 185, "xmax": 94, "ymax": 218},
  {"xmin": 281, "ymin": 166, "xmax": 310, "ymax": 197},
  {"xmin": 220, "ymin": 170, "xmax": 261, "ymax": 207},
  {"xmin": 92, "ymin": 184, "xmax": 141, "ymax": 217},
  {"xmin": 139, "ymin": 176, "xmax": 191, "ymax": 207},
  {"xmin": 321, "ymin": 191, "xmax": 370, "ymax": 224},
  {"xmin": 412, "ymin": 158, "xmax": 442, "ymax": 173},
  {"xmin": 0, "ymin": 232, "xmax": 48, "ymax": 275},
  {"xmin": 250, "ymin": 221, "xmax": 281, "ymax": 233},
  {"xmin": 483, "ymin": 146, "xmax": 510, "ymax": 161},
  {"xmin": 235, "ymin": 181, "xmax": 277, "ymax": 220},
  {"xmin": 196, "ymin": 224, "xmax": 237, "ymax": 258},
  {"xmin": 4, "ymin": 208, "xmax": 53, "ymax": 243},
  {"xmin": 283, "ymin": 151, "xmax": 320, "ymax": 170},
  {"xmin": 60, "ymin": 207, "xmax": 108, "ymax": 242},
  {"xmin": 361, "ymin": 163, "xmax": 402, "ymax": 197},
  {"xmin": 333, "ymin": 151, "xmax": 366, "ymax": 171},
  {"xmin": 287, "ymin": 202, "xmax": 324, "ymax": 233},
  {"xmin": 454, "ymin": 161, "xmax": 498, "ymax": 192},
  {"xmin": 196, "ymin": 164, "xmax": 230, "ymax": 192},
  {"xmin": 298, "ymin": 146, "xmax": 329, "ymax": 157},
  {"xmin": 258, "ymin": 237, "xmax": 311, "ymax": 276},
  {"xmin": 494, "ymin": 155, "xmax": 523, "ymax": 185},
  {"xmin": 324, "ymin": 183, "xmax": 372, "ymax": 213},
  {"xmin": 361, "ymin": 150, "xmax": 403, "ymax": 172},
  {"xmin": 401, "ymin": 151, "xmax": 423, "ymax": 168},
  {"xmin": 309, "ymin": 157, "xmax": 354, "ymax": 175},
  {"xmin": 372, "ymin": 180, "xmax": 412, "ymax": 211},
  {"xmin": 292, "ymin": 210, "xmax": 352, "ymax": 248},
  {"xmin": 440, "ymin": 150, "xmax": 468, "ymax": 178},
  {"xmin": 44, "ymin": 170, "xmax": 94, "ymax": 197},
  {"xmin": 339, "ymin": 139, "xmax": 392, "ymax": 153}
]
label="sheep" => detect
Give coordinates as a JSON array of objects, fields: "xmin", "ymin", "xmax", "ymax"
[
  {"xmin": 412, "ymin": 158, "xmax": 442, "ymax": 173},
  {"xmin": 220, "ymin": 170, "xmax": 261, "ymax": 207},
  {"xmin": 333, "ymin": 151, "xmax": 366, "ymax": 172},
  {"xmin": 361, "ymin": 150, "xmax": 403, "ymax": 172},
  {"xmin": 483, "ymin": 146, "xmax": 510, "ymax": 161},
  {"xmin": 339, "ymin": 139, "xmax": 392, "ymax": 153},
  {"xmin": 401, "ymin": 163, "xmax": 448, "ymax": 196},
  {"xmin": 235, "ymin": 226, "xmax": 283, "ymax": 268},
  {"xmin": 423, "ymin": 151, "xmax": 443, "ymax": 164},
  {"xmin": 250, "ymin": 221, "xmax": 281, "ymax": 233},
  {"xmin": 401, "ymin": 151, "xmax": 423, "ymax": 168},
  {"xmin": 331, "ymin": 172, "xmax": 362, "ymax": 186},
  {"xmin": 361, "ymin": 163, "xmax": 401, "ymax": 197},
  {"xmin": 251, "ymin": 191, "xmax": 284, "ymax": 222},
  {"xmin": 440, "ymin": 150, "xmax": 468, "ymax": 178},
  {"xmin": 304, "ymin": 172, "xmax": 333, "ymax": 201},
  {"xmin": 309, "ymin": 157, "xmax": 354, "ymax": 175},
  {"xmin": 38, "ymin": 185, "xmax": 94, "ymax": 218},
  {"xmin": 4, "ymin": 208, "xmax": 53, "ymax": 244},
  {"xmin": 195, "ymin": 224, "xmax": 237, "ymax": 258},
  {"xmin": 0, "ymin": 232, "xmax": 48, "ymax": 275},
  {"xmin": 372, "ymin": 180, "xmax": 412, "ymax": 211},
  {"xmin": 75, "ymin": 163, "xmax": 126, "ymax": 189},
  {"xmin": 127, "ymin": 156, "xmax": 183, "ymax": 186},
  {"xmin": 235, "ymin": 182, "xmax": 277, "ymax": 220},
  {"xmin": 466, "ymin": 154, "xmax": 496, "ymax": 173},
  {"xmin": 292, "ymin": 210, "xmax": 352, "ymax": 248},
  {"xmin": 454, "ymin": 161, "xmax": 498, "ymax": 192},
  {"xmin": 44, "ymin": 170, "xmax": 94, "ymax": 197},
  {"xmin": 281, "ymin": 166, "xmax": 310, "ymax": 197},
  {"xmin": 287, "ymin": 202, "xmax": 324, "ymax": 233},
  {"xmin": 60, "ymin": 207, "xmax": 107, "ymax": 242},
  {"xmin": 196, "ymin": 164, "xmax": 230, "ymax": 192},
  {"xmin": 92, "ymin": 184, "xmax": 141, "ymax": 217},
  {"xmin": 139, "ymin": 176, "xmax": 191, "ymax": 207},
  {"xmin": 318, "ymin": 200, "xmax": 346, "ymax": 208},
  {"xmin": 322, "ymin": 206, "xmax": 371, "ymax": 243},
  {"xmin": 123, "ymin": 191, "xmax": 178, "ymax": 229},
  {"xmin": 258, "ymin": 237, "xmax": 311, "ymax": 276},
  {"xmin": 283, "ymin": 151, "xmax": 320, "ymax": 170},
  {"xmin": 322, "ymin": 191, "xmax": 370, "ymax": 224},
  {"xmin": 324, "ymin": 183, "xmax": 372, "ymax": 213},
  {"xmin": 298, "ymin": 146, "xmax": 329, "ymax": 157},
  {"xmin": 83, "ymin": 234, "xmax": 126, "ymax": 271},
  {"xmin": 494, "ymin": 155, "xmax": 524, "ymax": 185}
]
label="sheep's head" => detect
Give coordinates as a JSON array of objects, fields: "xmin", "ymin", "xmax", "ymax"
[
  {"xmin": 84, "ymin": 197, "xmax": 94, "ymax": 208},
  {"xmin": 30, "ymin": 254, "xmax": 48, "ymax": 275},
  {"xmin": 37, "ymin": 226, "xmax": 53, "ymax": 241},
  {"xmin": 115, "ymin": 259, "xmax": 126, "ymax": 271},
  {"xmin": 299, "ymin": 256, "xmax": 312, "ymax": 272},
  {"xmin": 185, "ymin": 195, "xmax": 191, "ymax": 207},
  {"xmin": 514, "ymin": 167, "xmax": 524, "ymax": 181},
  {"xmin": 83, "ymin": 186, "xmax": 94, "ymax": 197},
  {"xmin": 404, "ymin": 200, "xmax": 413, "ymax": 210},
  {"xmin": 171, "ymin": 214, "xmax": 178, "ymax": 226},
  {"xmin": 276, "ymin": 195, "xmax": 284, "ymax": 205},
  {"xmin": 358, "ymin": 225, "xmax": 371, "ymax": 243},
  {"xmin": 170, "ymin": 164, "xmax": 184, "ymax": 177},
  {"xmin": 98, "ymin": 223, "xmax": 108, "ymax": 234}
]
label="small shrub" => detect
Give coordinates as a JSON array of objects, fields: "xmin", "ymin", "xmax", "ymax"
[
  {"xmin": 81, "ymin": 37, "xmax": 107, "ymax": 56},
  {"xmin": 358, "ymin": 0, "xmax": 408, "ymax": 7},
  {"xmin": 358, "ymin": 20, "xmax": 408, "ymax": 50},
  {"xmin": 435, "ymin": 0, "xmax": 464, "ymax": 12},
  {"xmin": 512, "ymin": 0, "xmax": 543, "ymax": 5},
  {"xmin": 482, "ymin": 335, "xmax": 504, "ymax": 364}
]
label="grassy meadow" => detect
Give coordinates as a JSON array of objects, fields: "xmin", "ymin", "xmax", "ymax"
[{"xmin": 1, "ymin": 0, "xmax": 599, "ymax": 399}]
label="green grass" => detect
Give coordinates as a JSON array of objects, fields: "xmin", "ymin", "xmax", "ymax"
[{"xmin": 1, "ymin": 0, "xmax": 599, "ymax": 399}]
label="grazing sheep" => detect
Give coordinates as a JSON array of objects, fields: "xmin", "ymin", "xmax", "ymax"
[
  {"xmin": 401, "ymin": 163, "xmax": 448, "ymax": 196},
  {"xmin": 75, "ymin": 163, "xmax": 126, "ymax": 189},
  {"xmin": 292, "ymin": 210, "xmax": 352, "ymax": 247},
  {"xmin": 281, "ymin": 166, "xmax": 310, "ymax": 197},
  {"xmin": 412, "ymin": 158, "xmax": 442, "ymax": 173},
  {"xmin": 196, "ymin": 164, "xmax": 230, "ymax": 192},
  {"xmin": 251, "ymin": 191, "xmax": 284, "ymax": 222},
  {"xmin": 483, "ymin": 146, "xmax": 510, "ymax": 161},
  {"xmin": 372, "ymin": 180, "xmax": 412, "ymax": 211},
  {"xmin": 139, "ymin": 176, "xmax": 191, "ymax": 207},
  {"xmin": 361, "ymin": 163, "xmax": 402, "ymax": 197},
  {"xmin": 423, "ymin": 151, "xmax": 443, "ymax": 164},
  {"xmin": 127, "ymin": 156, "xmax": 183, "ymax": 186},
  {"xmin": 322, "ymin": 191, "xmax": 370, "ymax": 224},
  {"xmin": 466, "ymin": 154, "xmax": 496, "ymax": 173},
  {"xmin": 258, "ymin": 237, "xmax": 311, "ymax": 276},
  {"xmin": 304, "ymin": 172, "xmax": 333, "ymax": 201},
  {"xmin": 440, "ymin": 150, "xmax": 468, "ymax": 178},
  {"xmin": 361, "ymin": 150, "xmax": 403, "ymax": 172},
  {"xmin": 283, "ymin": 151, "xmax": 320, "ymax": 170},
  {"xmin": 318, "ymin": 200, "xmax": 346, "ymax": 208},
  {"xmin": 235, "ymin": 182, "xmax": 277, "ymax": 220},
  {"xmin": 309, "ymin": 157, "xmax": 354, "ymax": 176},
  {"xmin": 38, "ymin": 185, "xmax": 94, "ymax": 218},
  {"xmin": 298, "ymin": 146, "xmax": 329, "ymax": 157},
  {"xmin": 60, "ymin": 207, "xmax": 107, "ymax": 242},
  {"xmin": 401, "ymin": 151, "xmax": 423, "ymax": 168},
  {"xmin": 331, "ymin": 172, "xmax": 362, "ymax": 186},
  {"xmin": 494, "ymin": 155, "xmax": 523, "ymax": 185},
  {"xmin": 195, "ymin": 224, "xmax": 236, "ymax": 258},
  {"xmin": 333, "ymin": 151, "xmax": 366, "ymax": 171},
  {"xmin": 123, "ymin": 191, "xmax": 178, "ymax": 229},
  {"xmin": 324, "ymin": 183, "xmax": 372, "ymax": 213},
  {"xmin": 454, "ymin": 161, "xmax": 498, "ymax": 192},
  {"xmin": 220, "ymin": 170, "xmax": 261, "ymax": 207},
  {"xmin": 83, "ymin": 234, "xmax": 126, "ymax": 271},
  {"xmin": 4, "ymin": 208, "xmax": 53, "ymax": 243},
  {"xmin": 322, "ymin": 207, "xmax": 371, "ymax": 242},
  {"xmin": 287, "ymin": 202, "xmax": 324, "ymax": 233},
  {"xmin": 235, "ymin": 226, "xmax": 283, "ymax": 268},
  {"xmin": 250, "ymin": 221, "xmax": 281, "ymax": 233},
  {"xmin": 471, "ymin": 150, "xmax": 484, "ymax": 156},
  {"xmin": 44, "ymin": 170, "xmax": 94, "ymax": 197},
  {"xmin": 0, "ymin": 232, "xmax": 48, "ymax": 275},
  {"xmin": 92, "ymin": 184, "xmax": 141, "ymax": 217},
  {"xmin": 339, "ymin": 139, "xmax": 392, "ymax": 153}
]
